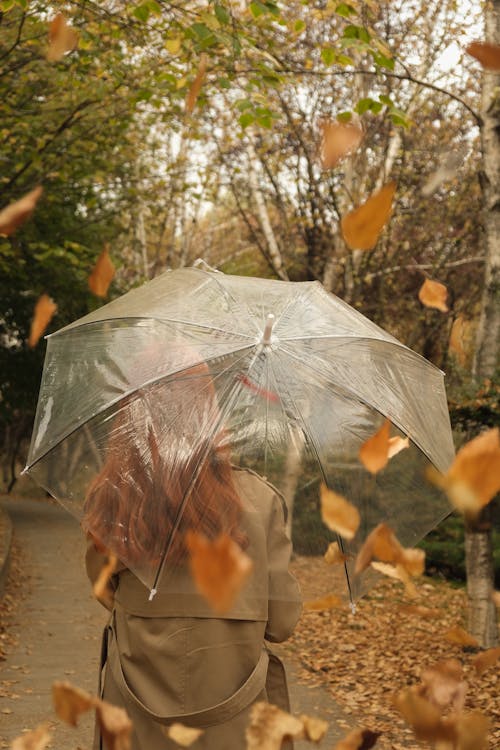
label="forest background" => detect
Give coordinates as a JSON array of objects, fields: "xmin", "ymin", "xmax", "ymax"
[{"xmin": 0, "ymin": 0, "xmax": 499, "ymax": 687}]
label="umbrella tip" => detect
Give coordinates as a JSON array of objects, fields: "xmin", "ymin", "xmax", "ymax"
[
  {"xmin": 148, "ymin": 588, "xmax": 157, "ymax": 602},
  {"xmin": 261, "ymin": 313, "xmax": 276, "ymax": 346},
  {"xmin": 349, "ymin": 601, "xmax": 357, "ymax": 615}
]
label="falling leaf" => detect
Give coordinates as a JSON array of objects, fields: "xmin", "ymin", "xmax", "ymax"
[
  {"xmin": 304, "ymin": 593, "xmax": 343, "ymax": 611},
  {"xmin": 387, "ymin": 435, "xmax": 410, "ymax": 459},
  {"xmin": 443, "ymin": 626, "xmax": 479, "ymax": 648},
  {"xmin": 300, "ymin": 715, "xmax": 329, "ymax": 742},
  {"xmin": 472, "ymin": 647, "xmax": 500, "ymax": 675},
  {"xmin": 393, "ymin": 688, "xmax": 453, "ymax": 743},
  {"xmin": 466, "ymin": 41, "xmax": 500, "ymax": 70},
  {"xmin": 450, "ymin": 711, "xmax": 490, "ymax": 750},
  {"xmin": 88, "ymin": 245, "xmax": 115, "ymax": 297},
  {"xmin": 47, "ymin": 14, "xmax": 79, "ymax": 62},
  {"xmin": 95, "ymin": 700, "xmax": 133, "ymax": 750},
  {"xmin": 93, "ymin": 553, "xmax": 118, "ymax": 609},
  {"xmin": 52, "ymin": 681, "xmax": 94, "ymax": 726},
  {"xmin": 333, "ymin": 727, "xmax": 381, "ymax": 749},
  {"xmin": 28, "ymin": 294, "xmax": 57, "ymax": 348},
  {"xmin": 421, "ymin": 146, "xmax": 468, "ymax": 196},
  {"xmin": 320, "ymin": 483, "xmax": 360, "ymax": 540},
  {"xmin": 324, "ymin": 541, "xmax": 348, "ymax": 565},
  {"xmin": 165, "ymin": 36, "xmax": 182, "ymax": 55},
  {"xmin": 449, "ymin": 315, "xmax": 470, "ymax": 367},
  {"xmin": 418, "ymin": 278, "xmax": 449, "ymax": 313},
  {"xmin": 11, "ymin": 724, "xmax": 51, "ymax": 750},
  {"xmin": 341, "ymin": 182, "xmax": 396, "ymax": 251},
  {"xmin": 427, "ymin": 428, "xmax": 500, "ymax": 516},
  {"xmin": 418, "ymin": 659, "xmax": 466, "ymax": 713},
  {"xmin": 185, "ymin": 54, "xmax": 208, "ymax": 114},
  {"xmin": 0, "ymin": 186, "xmax": 43, "ymax": 236},
  {"xmin": 164, "ymin": 723, "xmax": 204, "ymax": 747},
  {"xmin": 370, "ymin": 562, "xmax": 419, "ymax": 598},
  {"xmin": 355, "ymin": 523, "xmax": 425, "ymax": 580},
  {"xmin": 245, "ymin": 702, "xmax": 304, "ymax": 750},
  {"xmin": 399, "ymin": 604, "xmax": 442, "ymax": 619},
  {"xmin": 492, "ymin": 590, "xmax": 500, "ymax": 606},
  {"xmin": 186, "ymin": 531, "xmax": 253, "ymax": 614},
  {"xmin": 320, "ymin": 120, "xmax": 363, "ymax": 169},
  {"xmin": 359, "ymin": 419, "xmax": 391, "ymax": 474}
]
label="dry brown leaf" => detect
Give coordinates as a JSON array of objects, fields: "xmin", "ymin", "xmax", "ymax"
[
  {"xmin": 164, "ymin": 723, "xmax": 204, "ymax": 747},
  {"xmin": 52, "ymin": 681, "xmax": 94, "ymax": 726},
  {"xmin": 393, "ymin": 688, "xmax": 453, "ymax": 743},
  {"xmin": 246, "ymin": 702, "xmax": 304, "ymax": 750},
  {"xmin": 47, "ymin": 14, "xmax": 78, "ymax": 62},
  {"xmin": 387, "ymin": 435, "xmax": 410, "ymax": 459},
  {"xmin": 399, "ymin": 547, "xmax": 425, "ymax": 577},
  {"xmin": 466, "ymin": 41, "xmax": 500, "ymax": 70},
  {"xmin": 300, "ymin": 714, "xmax": 329, "ymax": 742},
  {"xmin": 0, "ymin": 186, "xmax": 43, "ymax": 236},
  {"xmin": 320, "ymin": 120, "xmax": 363, "ymax": 169},
  {"xmin": 449, "ymin": 710, "xmax": 490, "ymax": 750},
  {"xmin": 320, "ymin": 483, "xmax": 360, "ymax": 540},
  {"xmin": 492, "ymin": 590, "xmax": 500, "ymax": 606},
  {"xmin": 333, "ymin": 727, "xmax": 381, "ymax": 749},
  {"xmin": 88, "ymin": 245, "xmax": 115, "ymax": 297},
  {"xmin": 443, "ymin": 626, "xmax": 479, "ymax": 648},
  {"xmin": 418, "ymin": 659, "xmax": 466, "ymax": 713},
  {"xmin": 186, "ymin": 531, "xmax": 253, "ymax": 614},
  {"xmin": 472, "ymin": 647, "xmax": 500, "ymax": 675},
  {"xmin": 448, "ymin": 316, "xmax": 471, "ymax": 367},
  {"xmin": 355, "ymin": 523, "xmax": 414, "ymax": 573},
  {"xmin": 324, "ymin": 541, "xmax": 348, "ymax": 565},
  {"xmin": 186, "ymin": 54, "xmax": 208, "ymax": 113},
  {"xmin": 28, "ymin": 294, "xmax": 57, "ymax": 348},
  {"xmin": 95, "ymin": 699, "xmax": 133, "ymax": 750},
  {"xmin": 371, "ymin": 561, "xmax": 419, "ymax": 598},
  {"xmin": 359, "ymin": 419, "xmax": 391, "ymax": 474},
  {"xmin": 427, "ymin": 428, "xmax": 500, "ymax": 516},
  {"xmin": 304, "ymin": 593, "xmax": 343, "ymax": 611},
  {"xmin": 341, "ymin": 182, "xmax": 396, "ymax": 251},
  {"xmin": 399, "ymin": 604, "xmax": 442, "ymax": 619},
  {"xmin": 11, "ymin": 724, "xmax": 51, "ymax": 750},
  {"xmin": 93, "ymin": 553, "xmax": 118, "ymax": 609},
  {"xmin": 418, "ymin": 278, "xmax": 449, "ymax": 313}
]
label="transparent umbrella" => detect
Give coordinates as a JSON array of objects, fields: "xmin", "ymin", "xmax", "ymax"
[{"xmin": 24, "ymin": 264, "xmax": 455, "ymax": 607}]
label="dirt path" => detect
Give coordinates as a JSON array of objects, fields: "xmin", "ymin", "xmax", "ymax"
[{"xmin": 0, "ymin": 498, "xmax": 349, "ymax": 749}]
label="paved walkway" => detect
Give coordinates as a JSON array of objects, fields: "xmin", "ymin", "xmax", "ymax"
[{"xmin": 0, "ymin": 498, "xmax": 348, "ymax": 749}]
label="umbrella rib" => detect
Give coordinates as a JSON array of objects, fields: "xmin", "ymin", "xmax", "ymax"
[{"xmin": 51, "ymin": 316, "xmax": 256, "ymax": 341}]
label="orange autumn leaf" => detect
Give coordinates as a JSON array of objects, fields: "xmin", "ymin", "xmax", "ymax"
[
  {"xmin": 427, "ymin": 428, "xmax": 500, "ymax": 516},
  {"xmin": 186, "ymin": 53, "xmax": 208, "ymax": 113},
  {"xmin": 418, "ymin": 659, "xmax": 466, "ymax": 713},
  {"xmin": 186, "ymin": 531, "xmax": 253, "ymax": 614},
  {"xmin": 300, "ymin": 715, "xmax": 329, "ymax": 743},
  {"xmin": 387, "ymin": 435, "xmax": 410, "ymax": 459},
  {"xmin": 52, "ymin": 682, "xmax": 94, "ymax": 726},
  {"xmin": 0, "ymin": 186, "xmax": 43, "ymax": 236},
  {"xmin": 89, "ymin": 245, "xmax": 115, "ymax": 297},
  {"xmin": 449, "ymin": 711, "xmax": 490, "ymax": 750},
  {"xmin": 320, "ymin": 120, "xmax": 363, "ymax": 169},
  {"xmin": 246, "ymin": 702, "xmax": 304, "ymax": 750},
  {"xmin": 355, "ymin": 523, "xmax": 425, "ymax": 579},
  {"xmin": 320, "ymin": 483, "xmax": 360, "ymax": 540},
  {"xmin": 466, "ymin": 41, "xmax": 500, "ymax": 70},
  {"xmin": 304, "ymin": 593, "xmax": 343, "ymax": 611},
  {"xmin": 164, "ymin": 723, "xmax": 204, "ymax": 747},
  {"xmin": 492, "ymin": 590, "xmax": 500, "ymax": 607},
  {"xmin": 11, "ymin": 724, "xmax": 51, "ymax": 750},
  {"xmin": 93, "ymin": 553, "xmax": 118, "ymax": 610},
  {"xmin": 393, "ymin": 688, "xmax": 453, "ymax": 743},
  {"xmin": 473, "ymin": 647, "xmax": 500, "ymax": 675},
  {"xmin": 370, "ymin": 561, "xmax": 419, "ymax": 598},
  {"xmin": 47, "ymin": 14, "xmax": 79, "ymax": 62},
  {"xmin": 341, "ymin": 182, "xmax": 396, "ymax": 251},
  {"xmin": 324, "ymin": 541, "xmax": 348, "ymax": 565},
  {"xmin": 28, "ymin": 294, "xmax": 57, "ymax": 348},
  {"xmin": 334, "ymin": 727, "xmax": 381, "ymax": 750},
  {"xmin": 95, "ymin": 700, "xmax": 133, "ymax": 750},
  {"xmin": 359, "ymin": 419, "xmax": 391, "ymax": 474},
  {"xmin": 418, "ymin": 278, "xmax": 449, "ymax": 313},
  {"xmin": 399, "ymin": 604, "xmax": 442, "ymax": 619},
  {"xmin": 443, "ymin": 626, "xmax": 479, "ymax": 648}
]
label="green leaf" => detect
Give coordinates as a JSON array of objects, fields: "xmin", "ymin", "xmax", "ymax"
[
  {"xmin": 354, "ymin": 97, "xmax": 375, "ymax": 115},
  {"xmin": 336, "ymin": 111, "xmax": 353, "ymax": 123},
  {"xmin": 239, "ymin": 112, "xmax": 255, "ymax": 128},
  {"xmin": 191, "ymin": 22, "xmax": 212, "ymax": 40},
  {"xmin": 372, "ymin": 52, "xmax": 395, "ymax": 70},
  {"xmin": 236, "ymin": 98, "xmax": 253, "ymax": 111},
  {"xmin": 379, "ymin": 94, "xmax": 393, "ymax": 107},
  {"xmin": 133, "ymin": 3, "xmax": 150, "ymax": 22},
  {"xmin": 321, "ymin": 47, "xmax": 336, "ymax": 66},
  {"xmin": 249, "ymin": 1, "xmax": 266, "ymax": 17},
  {"xmin": 336, "ymin": 3, "xmax": 357, "ymax": 18},
  {"xmin": 294, "ymin": 19, "xmax": 306, "ymax": 33},
  {"xmin": 147, "ymin": 0, "xmax": 162, "ymax": 15},
  {"xmin": 215, "ymin": 4, "xmax": 231, "ymax": 25}
]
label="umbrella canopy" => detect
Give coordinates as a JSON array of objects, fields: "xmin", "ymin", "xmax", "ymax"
[{"xmin": 25, "ymin": 265, "xmax": 455, "ymax": 605}]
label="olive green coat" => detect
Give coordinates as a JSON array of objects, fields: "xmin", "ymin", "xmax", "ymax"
[{"xmin": 86, "ymin": 468, "xmax": 302, "ymax": 750}]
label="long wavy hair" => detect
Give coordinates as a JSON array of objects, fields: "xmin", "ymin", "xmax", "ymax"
[{"xmin": 82, "ymin": 360, "xmax": 245, "ymax": 567}]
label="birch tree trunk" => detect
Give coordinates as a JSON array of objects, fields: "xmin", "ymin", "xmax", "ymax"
[{"xmin": 466, "ymin": 0, "xmax": 500, "ymax": 648}]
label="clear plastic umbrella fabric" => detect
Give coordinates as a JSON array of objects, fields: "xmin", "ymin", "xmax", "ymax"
[{"xmin": 25, "ymin": 266, "xmax": 455, "ymax": 608}]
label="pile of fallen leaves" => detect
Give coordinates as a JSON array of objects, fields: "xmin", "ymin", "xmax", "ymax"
[{"xmin": 282, "ymin": 558, "xmax": 499, "ymax": 749}]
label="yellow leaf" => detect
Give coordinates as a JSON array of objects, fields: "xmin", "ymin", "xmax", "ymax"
[
  {"xmin": 324, "ymin": 541, "xmax": 348, "ymax": 565},
  {"xmin": 164, "ymin": 723, "xmax": 204, "ymax": 747},
  {"xmin": 427, "ymin": 428, "xmax": 500, "ymax": 516},
  {"xmin": 52, "ymin": 682, "xmax": 94, "ymax": 726},
  {"xmin": 333, "ymin": 727, "xmax": 381, "ymax": 749},
  {"xmin": 47, "ymin": 14, "xmax": 78, "ymax": 62},
  {"xmin": 88, "ymin": 245, "xmax": 115, "ymax": 298},
  {"xmin": 341, "ymin": 182, "xmax": 396, "ymax": 251},
  {"xmin": 320, "ymin": 483, "xmax": 360, "ymax": 540},
  {"xmin": 359, "ymin": 419, "xmax": 390, "ymax": 474},
  {"xmin": 300, "ymin": 714, "xmax": 329, "ymax": 742},
  {"xmin": 28, "ymin": 294, "xmax": 57, "ymax": 348},
  {"xmin": 11, "ymin": 723, "xmax": 51, "ymax": 750},
  {"xmin": 320, "ymin": 120, "xmax": 363, "ymax": 169},
  {"xmin": 304, "ymin": 593, "xmax": 343, "ymax": 611},
  {"xmin": 472, "ymin": 647, "xmax": 500, "ymax": 676},
  {"xmin": 0, "ymin": 186, "xmax": 43, "ymax": 236},
  {"xmin": 165, "ymin": 36, "xmax": 182, "ymax": 55},
  {"xmin": 246, "ymin": 702, "xmax": 304, "ymax": 750},
  {"xmin": 186, "ymin": 531, "xmax": 253, "ymax": 614},
  {"xmin": 186, "ymin": 54, "xmax": 208, "ymax": 114},
  {"xmin": 443, "ymin": 626, "xmax": 479, "ymax": 648},
  {"xmin": 418, "ymin": 278, "xmax": 449, "ymax": 313},
  {"xmin": 466, "ymin": 41, "xmax": 500, "ymax": 70},
  {"xmin": 95, "ymin": 699, "xmax": 133, "ymax": 750}
]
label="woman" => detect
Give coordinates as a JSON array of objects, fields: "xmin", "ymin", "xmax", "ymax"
[{"xmin": 84, "ymin": 359, "xmax": 302, "ymax": 750}]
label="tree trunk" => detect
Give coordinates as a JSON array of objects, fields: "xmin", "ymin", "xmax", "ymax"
[{"xmin": 466, "ymin": 0, "xmax": 500, "ymax": 648}]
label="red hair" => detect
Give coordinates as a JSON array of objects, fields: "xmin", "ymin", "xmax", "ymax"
[{"xmin": 83, "ymin": 361, "xmax": 245, "ymax": 567}]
